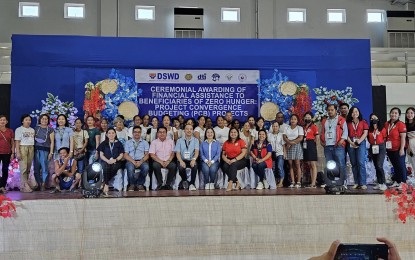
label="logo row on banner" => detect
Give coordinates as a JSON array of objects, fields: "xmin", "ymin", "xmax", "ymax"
[{"xmin": 135, "ymin": 70, "xmax": 260, "ymax": 84}]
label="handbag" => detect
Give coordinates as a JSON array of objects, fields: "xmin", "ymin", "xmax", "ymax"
[{"xmin": 74, "ymin": 130, "xmax": 86, "ymax": 161}]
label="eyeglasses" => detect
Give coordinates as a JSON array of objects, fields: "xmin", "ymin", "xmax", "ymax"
[{"xmin": 133, "ymin": 131, "xmax": 141, "ymax": 134}]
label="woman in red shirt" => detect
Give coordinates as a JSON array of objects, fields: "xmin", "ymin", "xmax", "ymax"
[
  {"xmin": 0, "ymin": 115, "xmax": 15, "ymax": 193},
  {"xmin": 250, "ymin": 129, "xmax": 272, "ymax": 190},
  {"xmin": 384, "ymin": 107, "xmax": 407, "ymax": 189},
  {"xmin": 346, "ymin": 106, "xmax": 369, "ymax": 189},
  {"xmin": 303, "ymin": 112, "xmax": 319, "ymax": 188},
  {"xmin": 367, "ymin": 113, "xmax": 387, "ymax": 191},
  {"xmin": 222, "ymin": 127, "xmax": 247, "ymax": 191}
]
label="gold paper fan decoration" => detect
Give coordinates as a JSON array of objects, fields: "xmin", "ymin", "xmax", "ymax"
[
  {"xmin": 280, "ymin": 81, "xmax": 298, "ymax": 96},
  {"xmin": 118, "ymin": 101, "xmax": 138, "ymax": 120},
  {"xmin": 260, "ymin": 102, "xmax": 279, "ymax": 121},
  {"xmin": 100, "ymin": 79, "xmax": 118, "ymax": 94}
]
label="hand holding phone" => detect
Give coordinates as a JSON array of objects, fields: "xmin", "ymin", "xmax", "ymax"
[{"xmin": 334, "ymin": 243, "xmax": 388, "ymax": 260}]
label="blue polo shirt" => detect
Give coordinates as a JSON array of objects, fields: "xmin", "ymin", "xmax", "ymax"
[
  {"xmin": 174, "ymin": 136, "xmax": 199, "ymax": 161},
  {"xmin": 124, "ymin": 138, "xmax": 149, "ymax": 160}
]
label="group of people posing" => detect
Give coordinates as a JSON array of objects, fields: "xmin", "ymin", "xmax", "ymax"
[{"xmin": 0, "ymin": 103, "xmax": 414, "ymax": 195}]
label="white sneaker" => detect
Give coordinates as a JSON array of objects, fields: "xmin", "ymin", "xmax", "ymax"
[
  {"xmin": 189, "ymin": 184, "xmax": 197, "ymax": 191},
  {"xmin": 295, "ymin": 183, "xmax": 301, "ymax": 188},
  {"xmin": 379, "ymin": 184, "xmax": 387, "ymax": 191},
  {"xmin": 360, "ymin": 185, "xmax": 367, "ymax": 190},
  {"xmin": 391, "ymin": 181, "xmax": 400, "ymax": 188},
  {"xmin": 210, "ymin": 183, "xmax": 215, "ymax": 190},
  {"xmin": 263, "ymin": 179, "xmax": 270, "ymax": 189},
  {"xmin": 373, "ymin": 184, "xmax": 380, "ymax": 190},
  {"xmin": 352, "ymin": 184, "xmax": 359, "ymax": 189},
  {"xmin": 256, "ymin": 182, "xmax": 264, "ymax": 190},
  {"xmin": 205, "ymin": 184, "xmax": 209, "ymax": 190},
  {"xmin": 289, "ymin": 183, "xmax": 295, "ymax": 188}
]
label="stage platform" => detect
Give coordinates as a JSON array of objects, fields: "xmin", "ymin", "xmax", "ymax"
[
  {"xmin": 4, "ymin": 185, "xmax": 383, "ymax": 201},
  {"xmin": 1, "ymin": 186, "xmax": 415, "ymax": 259}
]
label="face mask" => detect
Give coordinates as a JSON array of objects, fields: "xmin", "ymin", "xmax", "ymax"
[
  {"xmin": 304, "ymin": 119, "xmax": 312, "ymax": 124},
  {"xmin": 371, "ymin": 119, "xmax": 379, "ymax": 125}
]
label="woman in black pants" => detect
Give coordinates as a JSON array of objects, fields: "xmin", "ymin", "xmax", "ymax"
[
  {"xmin": 221, "ymin": 127, "xmax": 247, "ymax": 191},
  {"xmin": 97, "ymin": 128, "xmax": 124, "ymax": 196},
  {"xmin": 368, "ymin": 113, "xmax": 387, "ymax": 191}
]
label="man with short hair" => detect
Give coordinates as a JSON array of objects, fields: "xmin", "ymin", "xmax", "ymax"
[
  {"xmin": 175, "ymin": 124, "xmax": 199, "ymax": 191},
  {"xmin": 149, "ymin": 127, "xmax": 176, "ymax": 190},
  {"xmin": 225, "ymin": 111, "xmax": 233, "ymax": 125},
  {"xmin": 50, "ymin": 147, "xmax": 81, "ymax": 193},
  {"xmin": 339, "ymin": 103, "xmax": 349, "ymax": 119},
  {"xmin": 320, "ymin": 104, "xmax": 348, "ymax": 184},
  {"xmin": 124, "ymin": 126, "xmax": 150, "ymax": 191},
  {"xmin": 269, "ymin": 112, "xmax": 288, "ymax": 134}
]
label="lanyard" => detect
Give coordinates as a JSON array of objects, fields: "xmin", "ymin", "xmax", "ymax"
[
  {"xmin": 372, "ymin": 130, "xmax": 379, "ymax": 145},
  {"xmin": 257, "ymin": 141, "xmax": 263, "ymax": 158},
  {"xmin": 133, "ymin": 140, "xmax": 140, "ymax": 159},
  {"xmin": 57, "ymin": 127, "xmax": 65, "ymax": 143},
  {"xmin": 185, "ymin": 138, "xmax": 192, "ymax": 151},
  {"xmin": 328, "ymin": 116, "xmax": 337, "ymax": 131},
  {"xmin": 352, "ymin": 121, "xmax": 360, "ymax": 137},
  {"xmin": 109, "ymin": 142, "xmax": 115, "ymax": 157},
  {"xmin": 387, "ymin": 122, "xmax": 396, "ymax": 136}
]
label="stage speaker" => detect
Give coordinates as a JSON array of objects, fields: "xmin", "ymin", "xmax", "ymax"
[{"xmin": 372, "ymin": 85, "xmax": 387, "ymax": 124}]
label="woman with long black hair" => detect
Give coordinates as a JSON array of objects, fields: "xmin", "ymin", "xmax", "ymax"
[
  {"xmin": 385, "ymin": 107, "xmax": 407, "ymax": 190},
  {"xmin": 367, "ymin": 113, "xmax": 387, "ymax": 191}
]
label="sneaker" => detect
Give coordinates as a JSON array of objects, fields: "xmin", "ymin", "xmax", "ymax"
[
  {"xmin": 256, "ymin": 182, "xmax": 264, "ymax": 190},
  {"xmin": 137, "ymin": 185, "xmax": 145, "ymax": 191},
  {"xmin": 390, "ymin": 181, "xmax": 400, "ymax": 188},
  {"xmin": 295, "ymin": 182, "xmax": 301, "ymax": 188},
  {"xmin": 263, "ymin": 179, "xmax": 270, "ymax": 189},
  {"xmin": 182, "ymin": 181, "xmax": 189, "ymax": 190},
  {"xmin": 289, "ymin": 183, "xmax": 295, "ymax": 188},
  {"xmin": 128, "ymin": 185, "xmax": 135, "ymax": 192},
  {"xmin": 306, "ymin": 184, "xmax": 317, "ymax": 189},
  {"xmin": 189, "ymin": 184, "xmax": 197, "ymax": 191},
  {"xmin": 49, "ymin": 188, "xmax": 61, "ymax": 194},
  {"xmin": 379, "ymin": 184, "xmax": 387, "ymax": 191},
  {"xmin": 205, "ymin": 184, "xmax": 210, "ymax": 190},
  {"xmin": 210, "ymin": 183, "xmax": 215, "ymax": 190},
  {"xmin": 320, "ymin": 184, "xmax": 326, "ymax": 188},
  {"xmin": 360, "ymin": 185, "xmax": 367, "ymax": 190},
  {"xmin": 373, "ymin": 184, "xmax": 380, "ymax": 190},
  {"xmin": 352, "ymin": 184, "xmax": 359, "ymax": 189}
]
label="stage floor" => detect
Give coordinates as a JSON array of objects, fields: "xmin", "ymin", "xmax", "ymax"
[{"xmin": 4, "ymin": 184, "xmax": 384, "ymax": 201}]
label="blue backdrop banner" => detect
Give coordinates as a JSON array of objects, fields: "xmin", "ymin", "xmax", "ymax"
[
  {"xmin": 135, "ymin": 70, "xmax": 259, "ymax": 120},
  {"xmin": 10, "ymin": 35, "xmax": 372, "ymax": 128}
]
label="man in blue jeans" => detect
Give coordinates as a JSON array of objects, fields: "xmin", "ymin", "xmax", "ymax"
[
  {"xmin": 124, "ymin": 126, "xmax": 150, "ymax": 191},
  {"xmin": 320, "ymin": 104, "xmax": 348, "ymax": 186}
]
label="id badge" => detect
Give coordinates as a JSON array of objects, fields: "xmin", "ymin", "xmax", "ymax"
[
  {"xmin": 372, "ymin": 145, "xmax": 379, "ymax": 154},
  {"xmin": 184, "ymin": 151, "xmax": 191, "ymax": 160},
  {"xmin": 303, "ymin": 141, "xmax": 307, "ymax": 149},
  {"xmin": 327, "ymin": 132, "xmax": 333, "ymax": 139},
  {"xmin": 385, "ymin": 141, "xmax": 392, "ymax": 149},
  {"xmin": 134, "ymin": 168, "xmax": 141, "ymax": 174}
]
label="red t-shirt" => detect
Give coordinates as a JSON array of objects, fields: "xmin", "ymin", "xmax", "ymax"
[
  {"xmin": 384, "ymin": 120, "xmax": 407, "ymax": 151},
  {"xmin": 367, "ymin": 128, "xmax": 387, "ymax": 145},
  {"xmin": 222, "ymin": 139, "xmax": 247, "ymax": 159},
  {"xmin": 0, "ymin": 128, "xmax": 14, "ymax": 154},
  {"xmin": 303, "ymin": 124, "xmax": 319, "ymax": 140},
  {"xmin": 347, "ymin": 120, "xmax": 369, "ymax": 138}
]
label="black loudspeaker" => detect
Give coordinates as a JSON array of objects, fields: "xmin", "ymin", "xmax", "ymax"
[{"xmin": 372, "ymin": 85, "xmax": 387, "ymax": 123}]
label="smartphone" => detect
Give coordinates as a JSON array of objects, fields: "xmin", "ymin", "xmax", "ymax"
[{"xmin": 334, "ymin": 243, "xmax": 388, "ymax": 260}]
